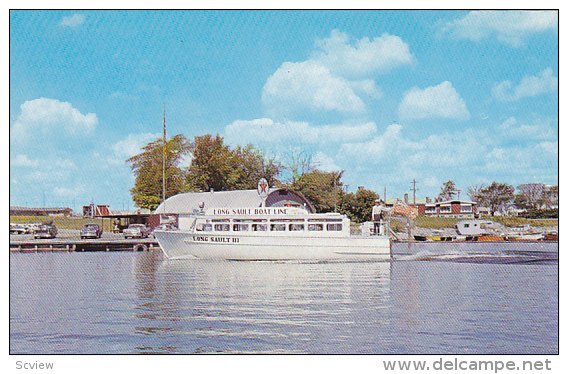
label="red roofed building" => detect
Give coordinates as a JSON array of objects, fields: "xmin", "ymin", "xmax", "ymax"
[{"xmin": 415, "ymin": 200, "xmax": 477, "ymax": 218}]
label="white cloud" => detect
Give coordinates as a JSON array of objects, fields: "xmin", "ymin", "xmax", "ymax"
[
  {"xmin": 350, "ymin": 79, "xmax": 383, "ymax": 99},
  {"xmin": 262, "ymin": 29, "xmax": 413, "ymax": 115},
  {"xmin": 12, "ymin": 154, "xmax": 38, "ymax": 167},
  {"xmin": 340, "ymin": 123, "xmax": 418, "ymax": 161},
  {"xmin": 23, "ymin": 157, "xmax": 77, "ymax": 183},
  {"xmin": 498, "ymin": 116, "xmax": 556, "ymax": 141},
  {"xmin": 492, "ymin": 68, "xmax": 558, "ymax": 101},
  {"xmin": 444, "ymin": 11, "xmax": 557, "ymax": 47},
  {"xmin": 398, "ymin": 81, "xmax": 470, "ymax": 121},
  {"xmin": 109, "ymin": 91, "xmax": 139, "ymax": 101},
  {"xmin": 59, "ymin": 14, "xmax": 85, "ymax": 28},
  {"xmin": 111, "ymin": 132, "xmax": 161, "ymax": 162},
  {"xmin": 262, "ymin": 61, "xmax": 366, "ymax": 114},
  {"xmin": 483, "ymin": 141, "xmax": 557, "ymax": 176},
  {"xmin": 312, "ymin": 29, "xmax": 414, "ymax": 77},
  {"xmin": 11, "ymin": 98, "xmax": 97, "ymax": 145},
  {"xmin": 312, "ymin": 152, "xmax": 342, "ymax": 172},
  {"xmin": 54, "ymin": 185, "xmax": 86, "ymax": 198},
  {"xmin": 224, "ymin": 118, "xmax": 377, "ymax": 148},
  {"xmin": 338, "ymin": 122, "xmax": 556, "ymax": 198}
]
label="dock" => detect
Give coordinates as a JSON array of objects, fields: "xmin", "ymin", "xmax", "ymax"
[{"xmin": 10, "ymin": 232, "xmax": 159, "ymax": 253}]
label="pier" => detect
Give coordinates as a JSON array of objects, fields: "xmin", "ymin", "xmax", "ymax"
[{"xmin": 10, "ymin": 231, "xmax": 159, "ymax": 253}]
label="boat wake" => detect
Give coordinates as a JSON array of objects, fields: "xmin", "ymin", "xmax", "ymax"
[{"xmin": 393, "ymin": 249, "xmax": 556, "ymax": 264}]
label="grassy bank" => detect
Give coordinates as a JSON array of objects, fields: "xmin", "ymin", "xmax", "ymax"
[{"xmin": 10, "ymin": 216, "xmax": 113, "ymax": 232}]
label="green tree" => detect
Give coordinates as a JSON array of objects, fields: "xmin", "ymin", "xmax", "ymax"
[
  {"xmin": 515, "ymin": 183, "xmax": 546, "ymax": 210},
  {"xmin": 477, "ymin": 182, "xmax": 515, "ymax": 216},
  {"xmin": 544, "ymin": 185, "xmax": 559, "ymax": 208},
  {"xmin": 185, "ymin": 134, "xmax": 234, "ymax": 192},
  {"xmin": 467, "ymin": 184, "xmax": 485, "ymax": 203},
  {"xmin": 291, "ymin": 170, "xmax": 344, "ymax": 213},
  {"xmin": 127, "ymin": 134, "xmax": 191, "ymax": 210},
  {"xmin": 438, "ymin": 180, "xmax": 457, "ymax": 201},
  {"xmin": 186, "ymin": 135, "xmax": 281, "ymax": 191},
  {"xmin": 339, "ymin": 187, "xmax": 380, "ymax": 223},
  {"xmin": 284, "ymin": 149, "xmax": 314, "ymax": 183},
  {"xmin": 228, "ymin": 145, "xmax": 282, "ymax": 190}
]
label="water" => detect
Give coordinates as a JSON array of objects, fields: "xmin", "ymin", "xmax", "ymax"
[{"xmin": 10, "ymin": 243, "xmax": 558, "ymax": 354}]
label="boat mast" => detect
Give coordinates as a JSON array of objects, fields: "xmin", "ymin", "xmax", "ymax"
[{"xmin": 162, "ymin": 105, "xmax": 167, "ymax": 209}]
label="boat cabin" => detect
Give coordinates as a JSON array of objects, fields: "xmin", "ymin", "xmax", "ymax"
[{"xmin": 178, "ymin": 207, "xmax": 351, "ymax": 237}]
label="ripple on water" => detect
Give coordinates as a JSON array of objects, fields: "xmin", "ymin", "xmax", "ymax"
[{"xmin": 9, "ymin": 250, "xmax": 557, "ymax": 354}]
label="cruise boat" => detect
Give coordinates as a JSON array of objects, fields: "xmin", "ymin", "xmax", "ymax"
[{"xmin": 153, "ymin": 206, "xmax": 391, "ymax": 261}]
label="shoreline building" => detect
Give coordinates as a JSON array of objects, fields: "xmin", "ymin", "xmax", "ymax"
[
  {"xmin": 9, "ymin": 206, "xmax": 73, "ymax": 217},
  {"xmin": 415, "ymin": 199, "xmax": 477, "ymax": 218}
]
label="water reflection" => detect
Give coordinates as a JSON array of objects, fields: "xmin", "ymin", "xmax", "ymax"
[
  {"xmin": 10, "ymin": 252, "xmax": 556, "ymax": 354},
  {"xmin": 132, "ymin": 254, "xmax": 391, "ymax": 353},
  {"xmin": 389, "ymin": 260, "xmax": 558, "ymax": 354}
]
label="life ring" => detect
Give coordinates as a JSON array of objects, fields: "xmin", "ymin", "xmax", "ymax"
[{"xmin": 134, "ymin": 243, "xmax": 148, "ymax": 252}]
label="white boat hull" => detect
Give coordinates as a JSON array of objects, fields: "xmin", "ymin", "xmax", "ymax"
[{"xmin": 154, "ymin": 230, "xmax": 391, "ymax": 261}]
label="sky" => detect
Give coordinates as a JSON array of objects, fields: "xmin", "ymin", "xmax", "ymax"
[{"xmin": 9, "ymin": 10, "xmax": 558, "ymax": 211}]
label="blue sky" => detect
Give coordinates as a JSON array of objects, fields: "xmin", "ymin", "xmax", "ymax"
[{"xmin": 9, "ymin": 10, "xmax": 558, "ymax": 211}]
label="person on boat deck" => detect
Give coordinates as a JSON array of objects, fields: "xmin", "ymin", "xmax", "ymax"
[{"xmin": 372, "ymin": 199, "xmax": 390, "ymax": 235}]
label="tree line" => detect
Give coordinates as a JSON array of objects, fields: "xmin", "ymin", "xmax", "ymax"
[
  {"xmin": 438, "ymin": 180, "xmax": 558, "ymax": 217},
  {"xmin": 127, "ymin": 133, "xmax": 558, "ymax": 220},
  {"xmin": 127, "ymin": 133, "xmax": 382, "ymax": 222}
]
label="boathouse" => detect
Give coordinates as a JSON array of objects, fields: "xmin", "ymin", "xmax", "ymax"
[{"xmin": 151, "ymin": 188, "xmax": 316, "ymax": 227}]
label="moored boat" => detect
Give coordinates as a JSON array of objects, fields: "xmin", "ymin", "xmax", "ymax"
[
  {"xmin": 543, "ymin": 232, "xmax": 558, "ymax": 241},
  {"xmin": 154, "ymin": 206, "xmax": 391, "ymax": 261}
]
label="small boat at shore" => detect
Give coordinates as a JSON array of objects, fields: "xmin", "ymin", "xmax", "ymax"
[
  {"xmin": 154, "ymin": 206, "xmax": 391, "ymax": 261},
  {"xmin": 543, "ymin": 232, "xmax": 558, "ymax": 241}
]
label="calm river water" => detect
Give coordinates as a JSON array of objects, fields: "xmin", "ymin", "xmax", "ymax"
[{"xmin": 10, "ymin": 243, "xmax": 558, "ymax": 354}]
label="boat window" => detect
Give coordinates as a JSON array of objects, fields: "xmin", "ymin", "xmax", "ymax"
[
  {"xmin": 308, "ymin": 223, "xmax": 323, "ymax": 231},
  {"xmin": 233, "ymin": 224, "xmax": 249, "ymax": 232},
  {"xmin": 252, "ymin": 224, "xmax": 267, "ymax": 231},
  {"xmin": 289, "ymin": 223, "xmax": 304, "ymax": 231},
  {"xmin": 271, "ymin": 219, "xmax": 304, "ymax": 222},
  {"xmin": 270, "ymin": 223, "xmax": 286, "ymax": 231},
  {"xmin": 196, "ymin": 223, "xmax": 212, "ymax": 231},
  {"xmin": 214, "ymin": 224, "xmax": 230, "ymax": 231},
  {"xmin": 464, "ymin": 223, "xmax": 470, "ymax": 228},
  {"xmin": 212, "ymin": 219, "xmax": 230, "ymax": 223},
  {"xmin": 327, "ymin": 223, "xmax": 342, "ymax": 231}
]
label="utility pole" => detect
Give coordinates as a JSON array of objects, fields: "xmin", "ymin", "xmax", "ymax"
[
  {"xmin": 410, "ymin": 179, "xmax": 418, "ymax": 205},
  {"xmin": 383, "ymin": 186, "xmax": 386, "ymax": 202}
]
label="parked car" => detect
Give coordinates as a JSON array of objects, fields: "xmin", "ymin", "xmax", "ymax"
[
  {"xmin": 150, "ymin": 223, "xmax": 177, "ymax": 237},
  {"xmin": 24, "ymin": 223, "xmax": 42, "ymax": 234},
  {"xmin": 10, "ymin": 223, "xmax": 27, "ymax": 235},
  {"xmin": 80, "ymin": 223, "xmax": 103, "ymax": 239},
  {"xmin": 123, "ymin": 224, "xmax": 150, "ymax": 239},
  {"xmin": 33, "ymin": 224, "xmax": 58, "ymax": 239}
]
